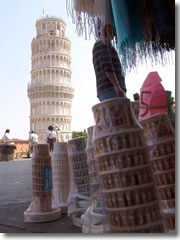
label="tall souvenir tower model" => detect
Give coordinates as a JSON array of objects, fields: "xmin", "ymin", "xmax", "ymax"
[{"xmin": 28, "ymin": 16, "xmax": 74, "ymax": 142}]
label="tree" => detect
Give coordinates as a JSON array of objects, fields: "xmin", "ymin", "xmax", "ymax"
[{"xmin": 72, "ymin": 130, "xmax": 88, "ymax": 139}]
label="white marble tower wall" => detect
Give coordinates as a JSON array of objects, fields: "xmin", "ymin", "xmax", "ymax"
[{"xmin": 28, "ymin": 16, "xmax": 74, "ymax": 142}]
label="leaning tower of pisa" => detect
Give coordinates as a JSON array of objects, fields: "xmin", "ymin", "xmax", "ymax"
[{"xmin": 27, "ymin": 16, "xmax": 74, "ymax": 143}]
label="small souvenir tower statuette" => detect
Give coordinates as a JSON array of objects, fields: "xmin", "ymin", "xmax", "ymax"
[
  {"xmin": 140, "ymin": 113, "xmax": 175, "ymax": 231},
  {"xmin": 92, "ymin": 98, "xmax": 165, "ymax": 233},
  {"xmin": 52, "ymin": 142, "xmax": 70, "ymax": 213},
  {"xmin": 24, "ymin": 144, "xmax": 61, "ymax": 222},
  {"xmin": 68, "ymin": 137, "xmax": 90, "ymax": 227}
]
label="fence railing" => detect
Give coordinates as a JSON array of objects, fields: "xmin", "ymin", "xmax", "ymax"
[{"xmin": 37, "ymin": 15, "xmax": 65, "ymax": 23}]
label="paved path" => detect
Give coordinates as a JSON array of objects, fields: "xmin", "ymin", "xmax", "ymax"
[
  {"xmin": 0, "ymin": 159, "xmax": 32, "ymax": 206},
  {"xmin": 0, "ymin": 202, "xmax": 81, "ymax": 233},
  {"xmin": 0, "ymin": 159, "xmax": 81, "ymax": 233}
]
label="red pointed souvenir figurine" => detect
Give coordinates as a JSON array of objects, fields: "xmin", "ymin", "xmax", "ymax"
[{"xmin": 139, "ymin": 72, "xmax": 167, "ymax": 121}]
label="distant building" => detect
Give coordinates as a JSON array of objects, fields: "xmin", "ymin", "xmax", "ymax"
[
  {"xmin": 27, "ymin": 16, "xmax": 74, "ymax": 143},
  {"xmin": 13, "ymin": 139, "xmax": 30, "ymax": 158}
]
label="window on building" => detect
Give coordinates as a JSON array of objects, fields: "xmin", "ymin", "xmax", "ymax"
[{"xmin": 49, "ymin": 30, "xmax": 54, "ymax": 35}]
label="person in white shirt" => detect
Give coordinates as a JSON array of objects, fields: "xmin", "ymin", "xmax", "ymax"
[
  {"xmin": 2, "ymin": 129, "xmax": 13, "ymax": 144},
  {"xmin": 46, "ymin": 127, "xmax": 57, "ymax": 152},
  {"xmin": 2, "ymin": 129, "xmax": 15, "ymax": 146},
  {"xmin": 30, "ymin": 131, "xmax": 38, "ymax": 152},
  {"xmin": 31, "ymin": 131, "xmax": 38, "ymax": 144},
  {"xmin": 31, "ymin": 131, "xmax": 39, "ymax": 144}
]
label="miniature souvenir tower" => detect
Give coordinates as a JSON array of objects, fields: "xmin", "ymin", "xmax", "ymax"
[
  {"xmin": 92, "ymin": 98, "xmax": 165, "ymax": 233},
  {"xmin": 81, "ymin": 126, "xmax": 105, "ymax": 233},
  {"xmin": 28, "ymin": 16, "xmax": 74, "ymax": 142},
  {"xmin": 68, "ymin": 137, "xmax": 90, "ymax": 197},
  {"xmin": 68, "ymin": 137, "xmax": 91, "ymax": 227},
  {"xmin": 52, "ymin": 142, "xmax": 70, "ymax": 212},
  {"xmin": 140, "ymin": 113, "xmax": 175, "ymax": 231},
  {"xmin": 24, "ymin": 144, "xmax": 61, "ymax": 222}
]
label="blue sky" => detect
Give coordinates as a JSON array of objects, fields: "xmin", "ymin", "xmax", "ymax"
[{"xmin": 0, "ymin": 0, "xmax": 175, "ymax": 140}]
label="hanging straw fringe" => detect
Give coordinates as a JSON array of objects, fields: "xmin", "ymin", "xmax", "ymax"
[
  {"xmin": 66, "ymin": 0, "xmax": 175, "ymax": 75},
  {"xmin": 74, "ymin": 0, "xmax": 94, "ymax": 13},
  {"xmin": 66, "ymin": 0, "xmax": 106, "ymax": 39}
]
